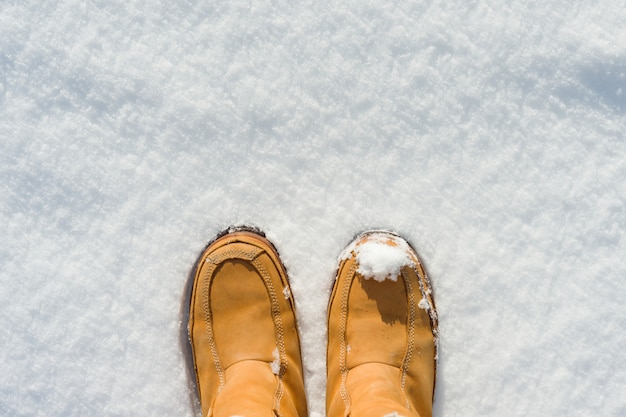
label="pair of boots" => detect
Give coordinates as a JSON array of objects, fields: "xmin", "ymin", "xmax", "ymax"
[{"xmin": 188, "ymin": 228, "xmax": 438, "ymax": 417}]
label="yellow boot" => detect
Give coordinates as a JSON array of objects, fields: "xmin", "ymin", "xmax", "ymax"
[
  {"xmin": 189, "ymin": 229, "xmax": 307, "ymax": 417},
  {"xmin": 327, "ymin": 231, "xmax": 438, "ymax": 417}
]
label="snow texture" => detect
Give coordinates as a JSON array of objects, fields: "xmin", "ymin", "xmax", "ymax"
[{"xmin": 1, "ymin": 1, "xmax": 625, "ymax": 417}]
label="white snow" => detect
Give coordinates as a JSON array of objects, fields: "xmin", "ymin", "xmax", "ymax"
[
  {"xmin": 270, "ymin": 347, "xmax": 280, "ymax": 376},
  {"xmin": 283, "ymin": 285, "xmax": 291, "ymax": 300},
  {"xmin": 343, "ymin": 233, "xmax": 415, "ymax": 282},
  {"xmin": 1, "ymin": 1, "xmax": 625, "ymax": 417}
]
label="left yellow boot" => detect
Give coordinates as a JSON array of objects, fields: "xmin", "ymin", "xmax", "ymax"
[{"xmin": 188, "ymin": 229, "xmax": 307, "ymax": 417}]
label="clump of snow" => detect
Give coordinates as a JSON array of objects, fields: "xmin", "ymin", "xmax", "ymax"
[
  {"xmin": 382, "ymin": 412, "xmax": 406, "ymax": 417},
  {"xmin": 343, "ymin": 233, "xmax": 415, "ymax": 282},
  {"xmin": 418, "ymin": 297, "xmax": 431, "ymax": 311},
  {"xmin": 282, "ymin": 286, "xmax": 291, "ymax": 300},
  {"xmin": 269, "ymin": 347, "xmax": 280, "ymax": 375}
]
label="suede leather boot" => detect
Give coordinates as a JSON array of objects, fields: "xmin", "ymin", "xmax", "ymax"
[
  {"xmin": 327, "ymin": 231, "xmax": 438, "ymax": 417},
  {"xmin": 189, "ymin": 229, "xmax": 307, "ymax": 417}
]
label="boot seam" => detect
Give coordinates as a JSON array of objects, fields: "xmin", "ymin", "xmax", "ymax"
[
  {"xmin": 413, "ymin": 260, "xmax": 439, "ymax": 396},
  {"xmin": 338, "ymin": 261, "xmax": 357, "ymax": 415},
  {"xmin": 251, "ymin": 256, "xmax": 288, "ymax": 414},
  {"xmin": 400, "ymin": 268, "xmax": 416, "ymax": 410},
  {"xmin": 201, "ymin": 260, "xmax": 226, "ymax": 392}
]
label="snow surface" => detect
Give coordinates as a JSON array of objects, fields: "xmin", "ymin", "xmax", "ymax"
[{"xmin": 1, "ymin": 1, "xmax": 625, "ymax": 417}]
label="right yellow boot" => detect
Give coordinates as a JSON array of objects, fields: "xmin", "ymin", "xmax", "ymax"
[{"xmin": 327, "ymin": 231, "xmax": 438, "ymax": 417}]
